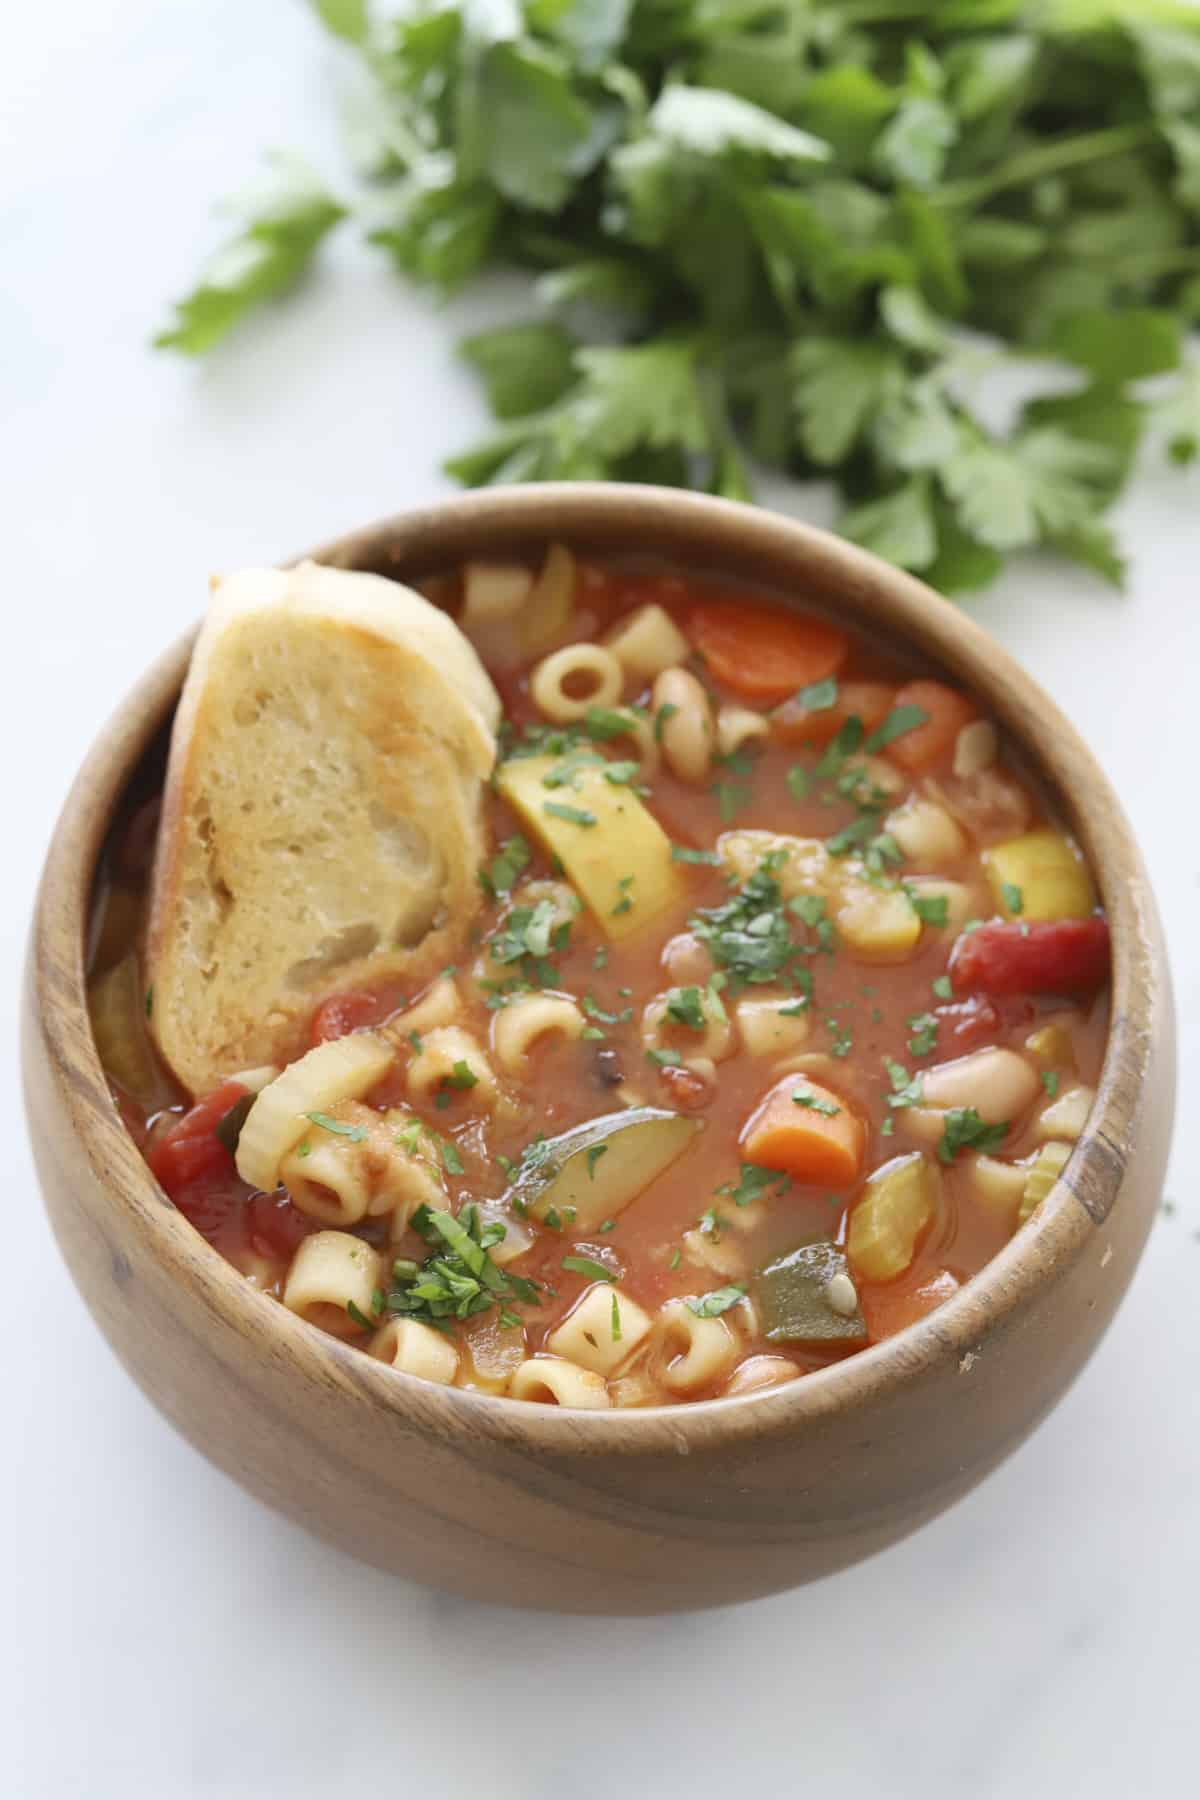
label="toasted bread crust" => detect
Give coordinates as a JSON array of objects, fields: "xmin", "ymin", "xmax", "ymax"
[{"xmin": 146, "ymin": 564, "xmax": 500, "ymax": 1094}]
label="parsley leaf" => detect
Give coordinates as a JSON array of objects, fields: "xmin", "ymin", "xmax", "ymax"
[
  {"xmin": 938, "ymin": 1109, "xmax": 1009, "ymax": 1164},
  {"xmin": 562, "ymin": 1255, "xmax": 617, "ymax": 1284},
  {"xmin": 686, "ymin": 1284, "xmax": 746, "ymax": 1319}
]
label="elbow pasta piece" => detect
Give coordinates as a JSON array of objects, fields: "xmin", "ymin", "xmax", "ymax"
[
  {"xmin": 547, "ymin": 1282, "xmax": 653, "ymax": 1377},
  {"xmin": 642, "ymin": 989, "xmax": 735, "ymax": 1064},
  {"xmin": 281, "ymin": 1102, "xmax": 446, "ymax": 1230},
  {"xmin": 603, "ymin": 601, "xmax": 691, "ymax": 681},
  {"xmin": 283, "ymin": 1231, "xmax": 382, "ymax": 1339},
  {"xmin": 656, "ymin": 1298, "xmax": 740, "ymax": 1395},
  {"xmin": 280, "ymin": 1103, "xmax": 379, "ymax": 1226},
  {"xmin": 716, "ymin": 704, "xmax": 770, "ymax": 760},
  {"xmin": 884, "ymin": 799, "xmax": 968, "ymax": 867},
  {"xmin": 660, "ymin": 932, "xmax": 715, "ymax": 986},
  {"xmin": 735, "ymin": 996, "xmax": 811, "ymax": 1058},
  {"xmin": 652, "ymin": 667, "xmax": 715, "ymax": 784},
  {"xmin": 368, "ymin": 1317, "xmax": 460, "ymax": 1384},
  {"xmin": 723, "ymin": 1355, "xmax": 800, "ymax": 1397},
  {"xmin": 531, "ymin": 642, "xmax": 623, "ymax": 722},
  {"xmin": 491, "ymin": 993, "xmax": 585, "ymax": 1073},
  {"xmin": 386, "ymin": 975, "xmax": 461, "ymax": 1043},
  {"xmin": 235, "ymin": 1032, "xmax": 395, "ymax": 1193},
  {"xmin": 406, "ymin": 1026, "xmax": 499, "ymax": 1110},
  {"xmin": 509, "ymin": 1356, "xmax": 612, "ymax": 1408}
]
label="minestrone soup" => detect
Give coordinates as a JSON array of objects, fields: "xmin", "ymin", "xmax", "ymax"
[{"xmin": 90, "ymin": 551, "xmax": 1110, "ymax": 1408}]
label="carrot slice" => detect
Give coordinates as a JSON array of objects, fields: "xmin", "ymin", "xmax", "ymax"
[
  {"xmin": 689, "ymin": 600, "xmax": 850, "ymax": 706},
  {"xmin": 741, "ymin": 1074, "xmax": 865, "ymax": 1188},
  {"xmin": 882, "ymin": 680, "xmax": 977, "ymax": 774},
  {"xmin": 771, "ymin": 679, "xmax": 895, "ymax": 748}
]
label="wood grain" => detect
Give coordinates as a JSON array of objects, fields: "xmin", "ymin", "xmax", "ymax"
[{"xmin": 22, "ymin": 486, "xmax": 1176, "ymax": 1613}]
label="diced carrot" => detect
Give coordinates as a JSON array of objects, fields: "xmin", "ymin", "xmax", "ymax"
[
  {"xmin": 771, "ymin": 680, "xmax": 895, "ymax": 748},
  {"xmin": 689, "ymin": 600, "xmax": 850, "ymax": 706},
  {"xmin": 741, "ymin": 1075, "xmax": 865, "ymax": 1188},
  {"xmin": 883, "ymin": 680, "xmax": 977, "ymax": 773}
]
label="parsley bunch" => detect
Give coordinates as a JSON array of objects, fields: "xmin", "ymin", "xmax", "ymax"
[
  {"xmin": 388, "ymin": 1202, "xmax": 540, "ymax": 1326},
  {"xmin": 159, "ymin": 0, "xmax": 1200, "ymax": 590}
]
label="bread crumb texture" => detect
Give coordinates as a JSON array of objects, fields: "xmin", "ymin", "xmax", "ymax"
[{"xmin": 146, "ymin": 563, "xmax": 500, "ymax": 1094}]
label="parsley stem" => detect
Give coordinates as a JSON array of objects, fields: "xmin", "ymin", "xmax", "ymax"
[{"xmin": 937, "ymin": 122, "xmax": 1158, "ymax": 210}]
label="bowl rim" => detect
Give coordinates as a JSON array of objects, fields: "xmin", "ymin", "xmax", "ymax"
[{"xmin": 30, "ymin": 483, "xmax": 1166, "ymax": 1457}]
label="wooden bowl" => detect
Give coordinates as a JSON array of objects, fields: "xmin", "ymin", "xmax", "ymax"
[{"xmin": 23, "ymin": 486, "xmax": 1175, "ymax": 1613}]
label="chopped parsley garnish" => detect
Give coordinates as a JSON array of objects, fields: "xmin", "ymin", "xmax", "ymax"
[
  {"xmin": 671, "ymin": 844, "xmax": 723, "ymax": 866},
  {"xmin": 610, "ymin": 1293, "xmax": 622, "ymax": 1342},
  {"xmin": 666, "ymin": 985, "xmax": 707, "ymax": 1031},
  {"xmin": 1042, "ymin": 1070, "xmax": 1060, "ymax": 1098},
  {"xmin": 593, "ymin": 945, "xmax": 608, "ymax": 970},
  {"xmin": 582, "ymin": 994, "xmax": 633, "ymax": 1026},
  {"xmin": 439, "ymin": 1136, "xmax": 465, "ymax": 1176},
  {"xmin": 585, "ymin": 705, "xmax": 635, "ymax": 741},
  {"xmin": 792, "ymin": 1087, "xmax": 841, "ymax": 1116},
  {"xmin": 445, "ymin": 1059, "xmax": 478, "ymax": 1091},
  {"xmin": 396, "ymin": 1122, "xmax": 423, "ymax": 1155},
  {"xmin": 713, "ymin": 779, "xmax": 752, "ymax": 822},
  {"xmin": 602, "ymin": 760, "xmax": 641, "ymax": 786},
  {"xmin": 719, "ymin": 1163, "xmax": 789, "ymax": 1207},
  {"xmin": 388, "ymin": 1203, "xmax": 539, "ymax": 1326},
  {"xmin": 691, "ymin": 863, "xmax": 795, "ymax": 986},
  {"xmin": 797, "ymin": 677, "xmax": 838, "ymax": 712},
  {"xmin": 305, "ymin": 1111, "xmax": 367, "ymax": 1142},
  {"xmin": 826, "ymin": 813, "xmax": 879, "ymax": 857},
  {"xmin": 816, "ymin": 716, "xmax": 864, "ymax": 778},
  {"xmin": 1001, "ymin": 881, "xmax": 1025, "ymax": 915},
  {"xmin": 885, "ymin": 1058, "xmax": 924, "ymax": 1110},
  {"xmin": 668, "ymin": 1249, "xmax": 682, "ymax": 1271},
  {"xmin": 407, "ymin": 1030, "xmax": 423, "ymax": 1052},
  {"xmin": 863, "ymin": 704, "xmax": 930, "ymax": 753},
  {"xmin": 654, "ymin": 701, "xmax": 679, "ymax": 742},
  {"xmin": 786, "ymin": 765, "xmax": 812, "ymax": 802},
  {"xmin": 562, "ymin": 1255, "xmax": 616, "ymax": 1284},
  {"xmin": 826, "ymin": 1019, "xmax": 854, "ymax": 1058},
  {"xmin": 938, "ymin": 1109, "xmax": 1010, "ymax": 1164},
  {"xmin": 906, "ymin": 887, "xmax": 950, "ymax": 928},
  {"xmin": 480, "ymin": 834, "xmax": 531, "ymax": 900},
  {"xmin": 543, "ymin": 1207, "xmax": 563, "ymax": 1231},
  {"xmin": 597, "ymin": 1218, "xmax": 616, "ymax": 1233},
  {"xmin": 585, "ymin": 1144, "xmax": 609, "ymax": 1180},
  {"xmin": 932, "ymin": 975, "xmax": 954, "ymax": 1001},
  {"xmin": 686, "ymin": 1285, "xmax": 746, "ymax": 1319},
  {"xmin": 345, "ymin": 1299, "xmax": 375, "ymax": 1330},
  {"xmin": 544, "ymin": 800, "xmax": 597, "ymax": 828},
  {"xmin": 907, "ymin": 1012, "xmax": 939, "ymax": 1058},
  {"xmin": 647, "ymin": 1047, "xmax": 685, "ymax": 1068}
]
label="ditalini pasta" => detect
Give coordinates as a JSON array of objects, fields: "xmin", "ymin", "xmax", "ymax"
[{"xmin": 94, "ymin": 549, "xmax": 1112, "ymax": 1409}]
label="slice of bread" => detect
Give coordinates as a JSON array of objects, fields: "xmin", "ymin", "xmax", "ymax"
[{"xmin": 146, "ymin": 560, "xmax": 501, "ymax": 1096}]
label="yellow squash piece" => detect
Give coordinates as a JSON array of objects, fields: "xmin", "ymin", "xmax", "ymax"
[
  {"xmin": 496, "ymin": 754, "xmax": 682, "ymax": 938},
  {"xmin": 847, "ymin": 1152, "xmax": 941, "ymax": 1282},
  {"xmin": 983, "ymin": 829, "xmax": 1095, "ymax": 922}
]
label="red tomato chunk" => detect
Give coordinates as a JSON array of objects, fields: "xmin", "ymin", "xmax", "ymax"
[
  {"xmin": 145, "ymin": 1079, "xmax": 247, "ymax": 1198},
  {"xmin": 951, "ymin": 917, "xmax": 1111, "ymax": 997}
]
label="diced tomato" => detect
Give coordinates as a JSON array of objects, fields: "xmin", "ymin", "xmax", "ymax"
[
  {"xmin": 951, "ymin": 917, "xmax": 1111, "ymax": 997},
  {"xmin": 770, "ymin": 680, "xmax": 895, "ymax": 748},
  {"xmin": 309, "ymin": 990, "xmax": 387, "ymax": 1046},
  {"xmin": 145, "ymin": 1079, "xmax": 247, "ymax": 1198},
  {"xmin": 248, "ymin": 1191, "xmax": 312, "ymax": 1260},
  {"xmin": 168, "ymin": 1169, "xmax": 245, "ymax": 1243}
]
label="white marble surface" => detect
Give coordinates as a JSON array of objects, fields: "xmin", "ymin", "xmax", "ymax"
[{"xmin": 3, "ymin": 4, "xmax": 1198, "ymax": 1794}]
